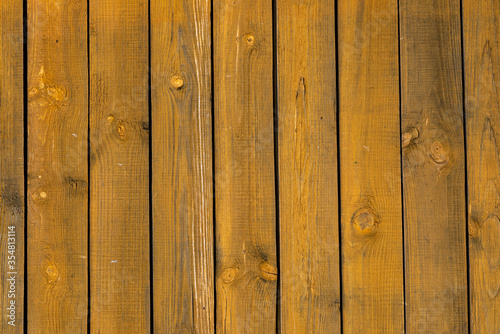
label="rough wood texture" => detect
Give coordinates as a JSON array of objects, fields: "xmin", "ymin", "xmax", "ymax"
[
  {"xmin": 151, "ymin": 0, "xmax": 214, "ymax": 332},
  {"xmin": 213, "ymin": 0, "xmax": 278, "ymax": 332},
  {"xmin": 27, "ymin": 0, "xmax": 88, "ymax": 332},
  {"xmin": 399, "ymin": 0, "xmax": 468, "ymax": 332},
  {"xmin": 276, "ymin": 0, "xmax": 341, "ymax": 332},
  {"xmin": 89, "ymin": 0, "xmax": 150, "ymax": 332},
  {"xmin": 0, "ymin": 0, "xmax": 24, "ymax": 332},
  {"xmin": 464, "ymin": 0, "xmax": 500, "ymax": 331},
  {"xmin": 338, "ymin": 0, "xmax": 404, "ymax": 332}
]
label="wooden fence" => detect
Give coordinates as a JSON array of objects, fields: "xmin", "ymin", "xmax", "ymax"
[{"xmin": 0, "ymin": 0, "xmax": 499, "ymax": 332}]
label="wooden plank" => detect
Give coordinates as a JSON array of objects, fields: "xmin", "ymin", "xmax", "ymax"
[
  {"xmin": 151, "ymin": 0, "xmax": 214, "ymax": 332},
  {"xmin": 338, "ymin": 0, "xmax": 404, "ymax": 332},
  {"xmin": 0, "ymin": 0, "xmax": 24, "ymax": 332},
  {"xmin": 276, "ymin": 0, "xmax": 341, "ymax": 332},
  {"xmin": 463, "ymin": 0, "xmax": 500, "ymax": 331},
  {"xmin": 399, "ymin": 0, "xmax": 468, "ymax": 332},
  {"xmin": 27, "ymin": 0, "xmax": 88, "ymax": 332},
  {"xmin": 89, "ymin": 0, "xmax": 150, "ymax": 332},
  {"xmin": 213, "ymin": 0, "xmax": 277, "ymax": 332}
]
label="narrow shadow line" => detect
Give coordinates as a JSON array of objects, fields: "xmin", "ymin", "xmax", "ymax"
[
  {"xmin": 210, "ymin": 0, "xmax": 217, "ymax": 332},
  {"xmin": 334, "ymin": 1, "xmax": 344, "ymax": 333},
  {"xmin": 396, "ymin": 0, "xmax": 407, "ymax": 332},
  {"xmin": 87, "ymin": 0, "xmax": 92, "ymax": 333},
  {"xmin": 459, "ymin": 0, "xmax": 472, "ymax": 331},
  {"xmin": 23, "ymin": 0, "xmax": 29, "ymax": 331},
  {"xmin": 271, "ymin": 0, "xmax": 281, "ymax": 332},
  {"xmin": 148, "ymin": 0, "xmax": 154, "ymax": 331}
]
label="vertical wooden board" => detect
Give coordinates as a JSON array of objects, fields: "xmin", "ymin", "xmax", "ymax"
[
  {"xmin": 89, "ymin": 0, "xmax": 150, "ymax": 332},
  {"xmin": 213, "ymin": 0, "xmax": 277, "ymax": 332},
  {"xmin": 0, "ymin": 0, "xmax": 24, "ymax": 332},
  {"xmin": 463, "ymin": 0, "xmax": 500, "ymax": 331},
  {"xmin": 27, "ymin": 0, "xmax": 88, "ymax": 332},
  {"xmin": 276, "ymin": 0, "xmax": 341, "ymax": 332},
  {"xmin": 151, "ymin": 0, "xmax": 214, "ymax": 332},
  {"xmin": 338, "ymin": 0, "xmax": 404, "ymax": 332},
  {"xmin": 399, "ymin": 0, "xmax": 468, "ymax": 332}
]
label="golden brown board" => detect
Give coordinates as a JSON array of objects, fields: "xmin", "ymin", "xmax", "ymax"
[
  {"xmin": 338, "ymin": 0, "xmax": 405, "ymax": 332},
  {"xmin": 151, "ymin": 0, "xmax": 215, "ymax": 332},
  {"xmin": 213, "ymin": 0, "xmax": 278, "ymax": 332},
  {"xmin": 400, "ymin": 0, "xmax": 468, "ymax": 331},
  {"xmin": 27, "ymin": 0, "xmax": 88, "ymax": 332},
  {"xmin": 464, "ymin": 0, "xmax": 500, "ymax": 331},
  {"xmin": 0, "ymin": 0, "xmax": 24, "ymax": 332},
  {"xmin": 276, "ymin": 0, "xmax": 341, "ymax": 332},
  {"xmin": 89, "ymin": 0, "xmax": 150, "ymax": 332},
  {"xmin": 4, "ymin": 0, "xmax": 500, "ymax": 332}
]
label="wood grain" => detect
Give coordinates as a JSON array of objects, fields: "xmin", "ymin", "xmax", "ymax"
[
  {"xmin": 213, "ymin": 0, "xmax": 278, "ymax": 332},
  {"xmin": 89, "ymin": 0, "xmax": 150, "ymax": 332},
  {"xmin": 276, "ymin": 0, "xmax": 341, "ymax": 332},
  {"xmin": 463, "ymin": 0, "xmax": 500, "ymax": 331},
  {"xmin": 27, "ymin": 0, "xmax": 88, "ymax": 332},
  {"xmin": 151, "ymin": 0, "xmax": 214, "ymax": 332},
  {"xmin": 0, "ymin": 0, "xmax": 24, "ymax": 332},
  {"xmin": 338, "ymin": 0, "xmax": 404, "ymax": 332},
  {"xmin": 399, "ymin": 0, "xmax": 468, "ymax": 332}
]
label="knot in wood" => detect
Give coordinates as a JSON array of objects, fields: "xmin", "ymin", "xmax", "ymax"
[
  {"xmin": 46, "ymin": 86, "xmax": 65, "ymax": 101},
  {"xmin": 245, "ymin": 34, "xmax": 255, "ymax": 45},
  {"xmin": 429, "ymin": 141, "xmax": 449, "ymax": 165},
  {"xmin": 468, "ymin": 219, "xmax": 479, "ymax": 238},
  {"xmin": 259, "ymin": 262, "xmax": 278, "ymax": 281},
  {"xmin": 170, "ymin": 75, "xmax": 184, "ymax": 89},
  {"xmin": 117, "ymin": 123, "xmax": 126, "ymax": 137},
  {"xmin": 28, "ymin": 66, "xmax": 67, "ymax": 107},
  {"xmin": 402, "ymin": 127, "xmax": 419, "ymax": 148},
  {"xmin": 221, "ymin": 267, "xmax": 239, "ymax": 284},
  {"xmin": 352, "ymin": 208, "xmax": 378, "ymax": 235},
  {"xmin": 46, "ymin": 264, "xmax": 59, "ymax": 284}
]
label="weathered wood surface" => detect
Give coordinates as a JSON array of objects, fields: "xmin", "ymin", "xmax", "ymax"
[
  {"xmin": 400, "ymin": 0, "xmax": 468, "ymax": 332},
  {"xmin": 151, "ymin": 0, "xmax": 214, "ymax": 332},
  {"xmin": 276, "ymin": 0, "xmax": 341, "ymax": 332},
  {"xmin": 213, "ymin": 0, "xmax": 278, "ymax": 332},
  {"xmin": 89, "ymin": 0, "xmax": 150, "ymax": 332},
  {"xmin": 0, "ymin": 0, "xmax": 24, "ymax": 332},
  {"xmin": 338, "ymin": 0, "xmax": 405, "ymax": 332},
  {"xmin": 4, "ymin": 1, "xmax": 500, "ymax": 332},
  {"xmin": 464, "ymin": 0, "xmax": 500, "ymax": 331},
  {"xmin": 27, "ymin": 0, "xmax": 88, "ymax": 332}
]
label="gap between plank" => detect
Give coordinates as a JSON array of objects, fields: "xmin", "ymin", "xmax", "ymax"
[
  {"xmin": 87, "ymin": 0, "xmax": 92, "ymax": 332},
  {"xmin": 210, "ymin": 0, "xmax": 217, "ymax": 331},
  {"xmin": 23, "ymin": 0, "xmax": 28, "ymax": 330},
  {"xmin": 459, "ymin": 0, "xmax": 472, "ymax": 331},
  {"xmin": 334, "ymin": 0, "xmax": 344, "ymax": 332},
  {"xmin": 148, "ymin": 0, "xmax": 154, "ymax": 331},
  {"xmin": 396, "ymin": 0, "xmax": 407, "ymax": 332},
  {"xmin": 271, "ymin": 0, "xmax": 281, "ymax": 332}
]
